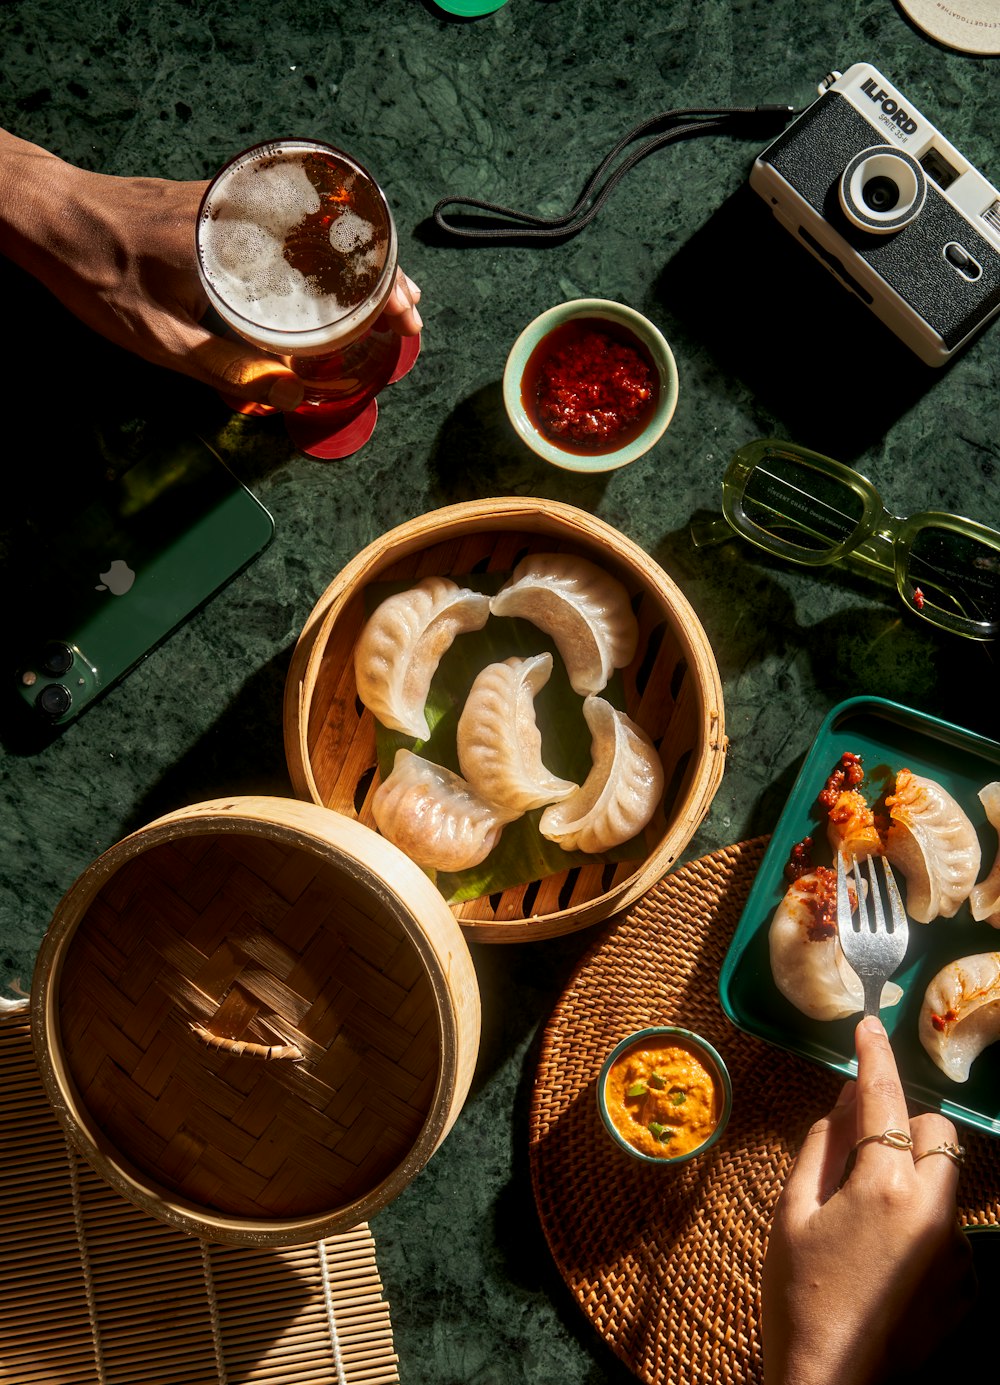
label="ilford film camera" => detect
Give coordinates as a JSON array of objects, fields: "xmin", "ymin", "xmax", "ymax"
[{"xmin": 750, "ymin": 62, "xmax": 1000, "ymax": 366}]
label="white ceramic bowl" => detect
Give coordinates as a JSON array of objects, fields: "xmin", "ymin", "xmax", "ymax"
[{"xmin": 502, "ymin": 298, "xmax": 679, "ymax": 473}]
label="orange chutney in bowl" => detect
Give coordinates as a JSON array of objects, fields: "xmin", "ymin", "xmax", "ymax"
[{"xmin": 601, "ymin": 1031, "xmax": 727, "ymax": 1160}]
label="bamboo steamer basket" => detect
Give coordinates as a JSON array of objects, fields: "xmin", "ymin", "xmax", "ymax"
[
  {"xmin": 284, "ymin": 498, "xmax": 727, "ymax": 942},
  {"xmin": 31, "ymin": 796, "xmax": 481, "ymax": 1247}
]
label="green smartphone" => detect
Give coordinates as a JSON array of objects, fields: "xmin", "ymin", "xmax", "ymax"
[{"xmin": 10, "ymin": 432, "xmax": 274, "ymax": 728}]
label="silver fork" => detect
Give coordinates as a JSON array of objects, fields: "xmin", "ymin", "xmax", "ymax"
[{"xmin": 836, "ymin": 853, "xmax": 910, "ymax": 1018}]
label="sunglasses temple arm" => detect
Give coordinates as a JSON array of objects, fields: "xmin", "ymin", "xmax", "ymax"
[{"xmin": 689, "ymin": 515, "xmax": 734, "ymax": 550}]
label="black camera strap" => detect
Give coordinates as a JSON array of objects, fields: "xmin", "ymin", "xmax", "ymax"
[{"xmin": 432, "ymin": 104, "xmax": 800, "ymax": 242}]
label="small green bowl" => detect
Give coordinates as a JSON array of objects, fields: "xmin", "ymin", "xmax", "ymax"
[
  {"xmin": 597, "ymin": 1026, "xmax": 733, "ymax": 1166},
  {"xmin": 502, "ymin": 298, "xmax": 679, "ymax": 473}
]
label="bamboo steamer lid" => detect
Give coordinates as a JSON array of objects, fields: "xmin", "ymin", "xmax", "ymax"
[
  {"xmin": 32, "ymin": 796, "xmax": 481, "ymax": 1247},
  {"xmin": 284, "ymin": 497, "xmax": 727, "ymax": 941}
]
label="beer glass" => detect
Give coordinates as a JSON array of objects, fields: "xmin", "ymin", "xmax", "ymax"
[{"xmin": 196, "ymin": 138, "xmax": 411, "ymax": 454}]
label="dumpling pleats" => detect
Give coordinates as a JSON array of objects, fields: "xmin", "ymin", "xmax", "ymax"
[
  {"xmin": 970, "ymin": 782, "xmax": 1000, "ymax": 927},
  {"xmin": 372, "ymin": 749, "xmax": 514, "ymax": 873},
  {"xmin": 919, "ymin": 951, "xmax": 1000, "ymax": 1082},
  {"xmin": 355, "ymin": 577, "xmax": 490, "ymax": 740},
  {"xmin": 456, "ymin": 653, "xmax": 577, "ymax": 815},
  {"xmin": 490, "ymin": 553, "xmax": 638, "ymax": 696},
  {"xmin": 539, "ymin": 695, "xmax": 662, "ymax": 854},
  {"xmin": 884, "ymin": 769, "xmax": 981, "ymax": 923}
]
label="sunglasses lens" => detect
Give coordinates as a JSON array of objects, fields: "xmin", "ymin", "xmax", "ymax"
[
  {"xmin": 905, "ymin": 525, "xmax": 1000, "ymax": 632},
  {"xmin": 738, "ymin": 453, "xmax": 866, "ymax": 554}
]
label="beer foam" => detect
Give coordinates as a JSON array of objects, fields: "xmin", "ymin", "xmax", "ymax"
[
  {"xmin": 328, "ymin": 206, "xmax": 380, "ymax": 261},
  {"xmin": 198, "ymin": 148, "xmax": 389, "ymax": 339}
]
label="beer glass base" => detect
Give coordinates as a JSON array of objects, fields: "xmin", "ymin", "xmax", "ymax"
[{"xmin": 284, "ymin": 332, "xmax": 421, "ymax": 460}]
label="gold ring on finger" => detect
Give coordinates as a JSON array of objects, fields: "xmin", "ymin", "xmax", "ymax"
[
  {"xmin": 853, "ymin": 1127, "xmax": 914, "ymax": 1153},
  {"xmin": 913, "ymin": 1142, "xmax": 966, "ymax": 1166}
]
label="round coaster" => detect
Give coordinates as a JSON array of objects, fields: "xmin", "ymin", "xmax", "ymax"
[
  {"xmin": 433, "ymin": 0, "xmax": 508, "ymax": 15},
  {"xmin": 284, "ymin": 398, "xmax": 379, "ymax": 460},
  {"xmin": 529, "ymin": 838, "xmax": 1000, "ymax": 1385},
  {"xmin": 898, "ymin": 0, "xmax": 1000, "ymax": 53}
]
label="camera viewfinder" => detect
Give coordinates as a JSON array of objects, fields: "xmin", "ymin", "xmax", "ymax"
[{"xmin": 920, "ymin": 147, "xmax": 959, "ymax": 192}]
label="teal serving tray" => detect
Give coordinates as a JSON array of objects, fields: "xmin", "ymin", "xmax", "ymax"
[{"xmin": 719, "ymin": 695, "xmax": 1000, "ymax": 1137}]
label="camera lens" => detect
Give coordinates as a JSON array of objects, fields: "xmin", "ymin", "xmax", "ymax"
[
  {"xmin": 40, "ymin": 640, "xmax": 74, "ymax": 676},
  {"xmin": 36, "ymin": 684, "xmax": 73, "ymax": 719},
  {"xmin": 839, "ymin": 146, "xmax": 927, "ymax": 235},
  {"xmin": 862, "ymin": 175, "xmax": 900, "ymax": 213}
]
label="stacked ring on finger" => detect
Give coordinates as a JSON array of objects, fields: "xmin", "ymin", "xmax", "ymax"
[{"xmin": 914, "ymin": 1142, "xmax": 966, "ymax": 1166}]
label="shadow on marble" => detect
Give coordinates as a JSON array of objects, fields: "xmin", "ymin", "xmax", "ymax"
[
  {"xmin": 113, "ymin": 646, "xmax": 297, "ymax": 835},
  {"xmin": 502, "ymin": 982, "xmax": 646, "ymax": 1385},
  {"xmin": 655, "ymin": 512, "xmax": 996, "ymax": 729},
  {"xmin": 424, "ymin": 379, "xmax": 616, "ymax": 514},
  {"xmin": 425, "ymin": 380, "xmax": 546, "ymax": 498},
  {"xmin": 653, "ymin": 185, "xmax": 941, "ymax": 462}
]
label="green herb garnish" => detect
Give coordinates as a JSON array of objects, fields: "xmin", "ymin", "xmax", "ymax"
[
  {"xmin": 648, "ymin": 1122, "xmax": 675, "ymax": 1143},
  {"xmin": 669, "ymin": 1088, "xmax": 687, "ymax": 1107},
  {"xmin": 625, "ymin": 1082, "xmax": 647, "ymax": 1098},
  {"xmin": 648, "ymin": 1073, "xmax": 666, "ymax": 1090}
]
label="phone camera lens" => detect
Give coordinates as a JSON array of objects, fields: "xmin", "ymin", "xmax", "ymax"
[
  {"xmin": 40, "ymin": 641, "xmax": 74, "ymax": 676},
  {"xmin": 36, "ymin": 684, "xmax": 72, "ymax": 719},
  {"xmin": 862, "ymin": 175, "xmax": 900, "ymax": 213}
]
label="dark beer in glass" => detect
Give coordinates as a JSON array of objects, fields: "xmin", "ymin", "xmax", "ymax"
[{"xmin": 196, "ymin": 139, "xmax": 400, "ymax": 415}]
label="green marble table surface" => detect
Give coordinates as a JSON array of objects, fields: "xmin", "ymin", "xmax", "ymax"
[{"xmin": 1, "ymin": 1, "xmax": 997, "ymax": 1381}]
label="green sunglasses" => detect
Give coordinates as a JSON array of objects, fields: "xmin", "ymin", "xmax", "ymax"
[{"xmin": 692, "ymin": 439, "xmax": 1000, "ymax": 640}]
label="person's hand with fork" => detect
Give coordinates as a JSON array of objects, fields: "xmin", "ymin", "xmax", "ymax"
[{"xmin": 762, "ymin": 1014, "xmax": 976, "ymax": 1385}]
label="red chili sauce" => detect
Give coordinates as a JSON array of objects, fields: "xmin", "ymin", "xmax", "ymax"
[
  {"xmin": 816, "ymin": 751, "xmax": 864, "ymax": 812},
  {"xmin": 784, "ymin": 751, "xmax": 867, "ymax": 883},
  {"xmin": 521, "ymin": 317, "xmax": 659, "ymax": 453},
  {"xmin": 931, "ymin": 1009, "xmax": 958, "ymax": 1033},
  {"xmin": 798, "ymin": 866, "xmax": 838, "ymax": 941},
  {"xmin": 783, "ymin": 836, "xmax": 814, "ymax": 883}
]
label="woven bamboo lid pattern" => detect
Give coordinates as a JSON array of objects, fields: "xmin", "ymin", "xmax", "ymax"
[
  {"xmin": 33, "ymin": 797, "xmax": 481, "ymax": 1246},
  {"xmin": 529, "ymin": 839, "xmax": 1000, "ymax": 1385}
]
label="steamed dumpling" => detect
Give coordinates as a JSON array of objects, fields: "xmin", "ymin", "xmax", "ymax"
[
  {"xmin": 489, "ymin": 553, "xmax": 638, "ymax": 696},
  {"xmin": 884, "ymin": 769, "xmax": 981, "ymax": 923},
  {"xmin": 539, "ymin": 696, "xmax": 662, "ymax": 854},
  {"xmin": 355, "ymin": 577, "xmax": 491, "ymax": 740},
  {"xmin": 372, "ymin": 749, "xmax": 514, "ymax": 873},
  {"xmin": 919, "ymin": 952, "xmax": 1000, "ymax": 1082},
  {"xmin": 769, "ymin": 868, "xmax": 903, "ymax": 1021},
  {"xmin": 970, "ymin": 782, "xmax": 1000, "ymax": 927},
  {"xmin": 456, "ymin": 653, "xmax": 577, "ymax": 815}
]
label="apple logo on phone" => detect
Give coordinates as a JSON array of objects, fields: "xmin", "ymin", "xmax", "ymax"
[{"xmin": 96, "ymin": 559, "xmax": 136, "ymax": 596}]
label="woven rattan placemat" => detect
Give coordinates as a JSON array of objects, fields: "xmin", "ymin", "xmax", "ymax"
[
  {"xmin": 0, "ymin": 1013, "xmax": 399, "ymax": 1385},
  {"xmin": 529, "ymin": 839, "xmax": 1000, "ymax": 1385}
]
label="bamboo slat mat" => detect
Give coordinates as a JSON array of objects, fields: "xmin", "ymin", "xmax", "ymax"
[
  {"xmin": 0, "ymin": 1013, "xmax": 399, "ymax": 1385},
  {"xmin": 529, "ymin": 839, "xmax": 1000, "ymax": 1385}
]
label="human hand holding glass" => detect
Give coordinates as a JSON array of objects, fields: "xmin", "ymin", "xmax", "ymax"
[
  {"xmin": 0, "ymin": 129, "xmax": 420, "ymax": 421},
  {"xmin": 196, "ymin": 138, "xmax": 422, "ymax": 455},
  {"xmin": 691, "ymin": 438, "xmax": 1000, "ymax": 639}
]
